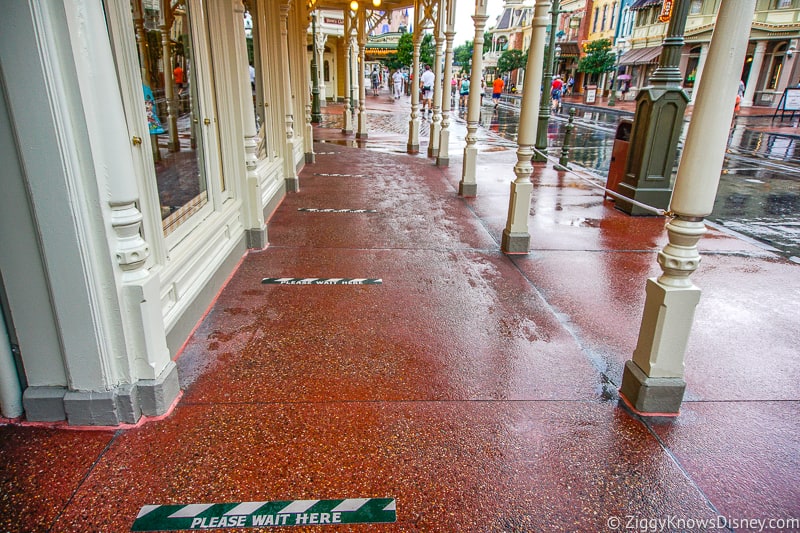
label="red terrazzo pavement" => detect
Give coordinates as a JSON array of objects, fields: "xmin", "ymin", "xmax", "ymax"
[{"xmin": 1, "ymin": 90, "xmax": 798, "ymax": 532}]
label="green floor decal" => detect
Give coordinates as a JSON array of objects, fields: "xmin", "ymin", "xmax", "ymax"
[{"xmin": 131, "ymin": 498, "xmax": 396, "ymax": 531}]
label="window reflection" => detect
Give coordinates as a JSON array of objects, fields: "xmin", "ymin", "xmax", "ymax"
[{"xmin": 131, "ymin": 0, "xmax": 208, "ymax": 236}]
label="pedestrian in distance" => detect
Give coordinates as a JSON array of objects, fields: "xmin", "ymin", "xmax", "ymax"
[
  {"xmin": 551, "ymin": 75, "xmax": 564, "ymax": 113},
  {"xmin": 392, "ymin": 69, "xmax": 404, "ymax": 100},
  {"xmin": 459, "ymin": 76, "xmax": 470, "ymax": 109},
  {"xmin": 371, "ymin": 67, "xmax": 380, "ymax": 96},
  {"xmin": 420, "ymin": 64, "xmax": 435, "ymax": 117},
  {"xmin": 492, "ymin": 75, "xmax": 505, "ymax": 108}
]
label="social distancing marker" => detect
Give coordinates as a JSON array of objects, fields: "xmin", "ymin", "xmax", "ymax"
[
  {"xmin": 261, "ymin": 278, "xmax": 382, "ymax": 285},
  {"xmin": 312, "ymin": 172, "xmax": 367, "ymax": 178},
  {"xmin": 131, "ymin": 498, "xmax": 396, "ymax": 531},
  {"xmin": 298, "ymin": 208, "xmax": 377, "ymax": 213}
]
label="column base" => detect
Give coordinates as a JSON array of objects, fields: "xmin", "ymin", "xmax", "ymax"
[
  {"xmin": 407, "ymin": 144, "xmax": 419, "ymax": 154},
  {"xmin": 341, "ymin": 128, "xmax": 353, "ymax": 135},
  {"xmin": 501, "ymin": 229, "xmax": 530, "ymax": 254},
  {"xmin": 305, "ymin": 152, "xmax": 315, "ymax": 164},
  {"xmin": 246, "ymin": 227, "xmax": 267, "ymax": 250},
  {"xmin": 615, "ymin": 182, "xmax": 673, "ymax": 216},
  {"xmin": 428, "ymin": 147, "xmax": 439, "ymax": 158},
  {"xmin": 23, "ymin": 362, "xmax": 180, "ymax": 426},
  {"xmin": 436, "ymin": 156, "xmax": 449, "ymax": 167},
  {"xmin": 619, "ymin": 360, "xmax": 685, "ymax": 416},
  {"xmin": 459, "ymin": 181, "xmax": 477, "ymax": 197},
  {"xmin": 285, "ymin": 177, "xmax": 299, "ymax": 193},
  {"xmin": 22, "ymin": 386, "xmax": 66, "ymax": 422},
  {"xmin": 356, "ymin": 132, "xmax": 368, "ymax": 139},
  {"xmin": 138, "ymin": 361, "xmax": 180, "ymax": 417}
]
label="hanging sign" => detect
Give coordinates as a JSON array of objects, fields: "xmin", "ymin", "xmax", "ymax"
[{"xmin": 658, "ymin": 0, "xmax": 674, "ymax": 23}]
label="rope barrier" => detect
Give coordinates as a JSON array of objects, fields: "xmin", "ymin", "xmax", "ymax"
[{"xmin": 532, "ymin": 147, "xmax": 671, "ymax": 217}]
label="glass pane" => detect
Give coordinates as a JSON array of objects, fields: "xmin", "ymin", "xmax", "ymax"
[{"xmin": 130, "ymin": 0, "xmax": 208, "ymax": 236}]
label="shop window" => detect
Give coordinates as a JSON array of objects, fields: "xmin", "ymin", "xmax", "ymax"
[
  {"xmin": 684, "ymin": 46, "xmax": 701, "ymax": 88},
  {"xmin": 768, "ymin": 46, "xmax": 787, "ymax": 90},
  {"xmin": 775, "ymin": 0, "xmax": 793, "ymax": 8},
  {"xmin": 127, "ymin": 0, "xmax": 216, "ymax": 236},
  {"xmin": 593, "ymin": 7, "xmax": 599, "ymax": 32},
  {"xmin": 601, "ymin": 5, "xmax": 607, "ymax": 31},
  {"xmin": 689, "ymin": 0, "xmax": 703, "ymax": 14},
  {"xmin": 610, "ymin": 3, "xmax": 617, "ymax": 30},
  {"xmin": 324, "ymin": 60, "xmax": 330, "ymax": 83}
]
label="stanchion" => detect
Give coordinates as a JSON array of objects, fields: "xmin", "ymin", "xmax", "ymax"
[{"xmin": 554, "ymin": 107, "xmax": 576, "ymax": 170}]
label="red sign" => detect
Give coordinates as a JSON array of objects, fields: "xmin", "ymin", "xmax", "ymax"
[{"xmin": 658, "ymin": 0, "xmax": 673, "ymax": 23}]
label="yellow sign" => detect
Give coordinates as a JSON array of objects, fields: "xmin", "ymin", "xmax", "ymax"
[{"xmin": 658, "ymin": 0, "xmax": 673, "ymax": 23}]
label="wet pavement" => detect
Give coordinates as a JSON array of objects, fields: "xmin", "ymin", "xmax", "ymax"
[
  {"xmin": 484, "ymin": 93, "xmax": 800, "ymax": 260},
  {"xmin": 1, "ymin": 90, "xmax": 799, "ymax": 532}
]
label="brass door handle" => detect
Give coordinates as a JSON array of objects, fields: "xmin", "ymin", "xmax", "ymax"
[
  {"xmin": 132, "ymin": 136, "xmax": 142, "ymax": 146},
  {"xmin": 204, "ymin": 118, "xmax": 211, "ymax": 125}
]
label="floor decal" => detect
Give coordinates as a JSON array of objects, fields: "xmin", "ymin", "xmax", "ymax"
[
  {"xmin": 131, "ymin": 498, "xmax": 396, "ymax": 530},
  {"xmin": 261, "ymin": 278, "xmax": 382, "ymax": 285},
  {"xmin": 312, "ymin": 172, "xmax": 367, "ymax": 178},
  {"xmin": 298, "ymin": 208, "xmax": 377, "ymax": 213}
]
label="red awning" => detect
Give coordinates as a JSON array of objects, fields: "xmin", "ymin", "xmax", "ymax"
[{"xmin": 619, "ymin": 46, "xmax": 661, "ymax": 65}]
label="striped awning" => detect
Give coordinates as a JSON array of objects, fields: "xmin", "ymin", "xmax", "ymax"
[
  {"xmin": 619, "ymin": 46, "xmax": 662, "ymax": 65},
  {"xmin": 629, "ymin": 0, "xmax": 662, "ymax": 10}
]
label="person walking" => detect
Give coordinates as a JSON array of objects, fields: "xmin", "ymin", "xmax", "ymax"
[
  {"xmin": 420, "ymin": 64, "xmax": 435, "ymax": 117},
  {"xmin": 459, "ymin": 76, "xmax": 470, "ymax": 109},
  {"xmin": 371, "ymin": 67, "xmax": 380, "ymax": 96},
  {"xmin": 392, "ymin": 69, "xmax": 404, "ymax": 100},
  {"xmin": 492, "ymin": 75, "xmax": 504, "ymax": 108},
  {"xmin": 551, "ymin": 75, "xmax": 564, "ymax": 113}
]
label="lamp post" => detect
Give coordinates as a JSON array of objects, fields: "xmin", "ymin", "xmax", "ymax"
[
  {"xmin": 534, "ymin": 0, "xmax": 562, "ymax": 162},
  {"xmin": 553, "ymin": 45, "xmax": 561, "ymax": 81},
  {"xmin": 608, "ymin": 49, "xmax": 620, "ymax": 107},
  {"xmin": 311, "ymin": 11, "xmax": 322, "ymax": 123}
]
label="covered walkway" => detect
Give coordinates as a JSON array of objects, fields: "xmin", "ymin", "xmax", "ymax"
[{"xmin": 2, "ymin": 95, "xmax": 798, "ymax": 531}]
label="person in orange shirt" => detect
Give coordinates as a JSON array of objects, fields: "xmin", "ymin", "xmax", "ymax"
[
  {"xmin": 492, "ymin": 75, "xmax": 505, "ymax": 108},
  {"xmin": 173, "ymin": 63, "xmax": 185, "ymax": 94}
]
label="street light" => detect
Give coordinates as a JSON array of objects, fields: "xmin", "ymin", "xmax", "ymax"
[
  {"xmin": 534, "ymin": 0, "xmax": 565, "ymax": 162},
  {"xmin": 553, "ymin": 45, "xmax": 562, "ymax": 79}
]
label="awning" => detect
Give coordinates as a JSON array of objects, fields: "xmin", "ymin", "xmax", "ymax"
[
  {"xmin": 629, "ymin": 0, "xmax": 662, "ymax": 10},
  {"xmin": 619, "ymin": 46, "xmax": 662, "ymax": 65},
  {"xmin": 556, "ymin": 42, "xmax": 580, "ymax": 57}
]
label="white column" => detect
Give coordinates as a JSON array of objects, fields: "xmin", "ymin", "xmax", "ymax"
[
  {"xmin": 316, "ymin": 30, "xmax": 327, "ymax": 107},
  {"xmin": 620, "ymin": 0, "xmax": 758, "ymax": 415},
  {"xmin": 689, "ymin": 43, "xmax": 709, "ymax": 105},
  {"xmin": 279, "ymin": 0, "xmax": 299, "ymax": 190},
  {"xmin": 500, "ymin": 0, "xmax": 549, "ymax": 252},
  {"xmin": 235, "ymin": 0, "xmax": 266, "ymax": 247},
  {"xmin": 742, "ymin": 40, "xmax": 765, "ymax": 107},
  {"xmin": 160, "ymin": 2, "xmax": 180, "ymax": 152},
  {"xmin": 437, "ymin": 0, "xmax": 457, "ymax": 167},
  {"xmin": 407, "ymin": 9, "xmax": 423, "ymax": 153},
  {"xmin": 428, "ymin": 4, "xmax": 446, "ymax": 158},
  {"xmin": 458, "ymin": 0, "xmax": 488, "ymax": 197},
  {"xmin": 342, "ymin": 13, "xmax": 354, "ymax": 134},
  {"xmin": 357, "ymin": 8, "xmax": 369, "ymax": 139},
  {"xmin": 296, "ymin": 5, "xmax": 314, "ymax": 164}
]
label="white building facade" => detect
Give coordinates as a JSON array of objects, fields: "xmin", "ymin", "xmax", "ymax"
[{"xmin": 0, "ymin": 0, "xmax": 312, "ymax": 426}]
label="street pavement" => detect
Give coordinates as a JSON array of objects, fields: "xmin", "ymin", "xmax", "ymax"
[{"xmin": 1, "ymin": 87, "xmax": 798, "ymax": 532}]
